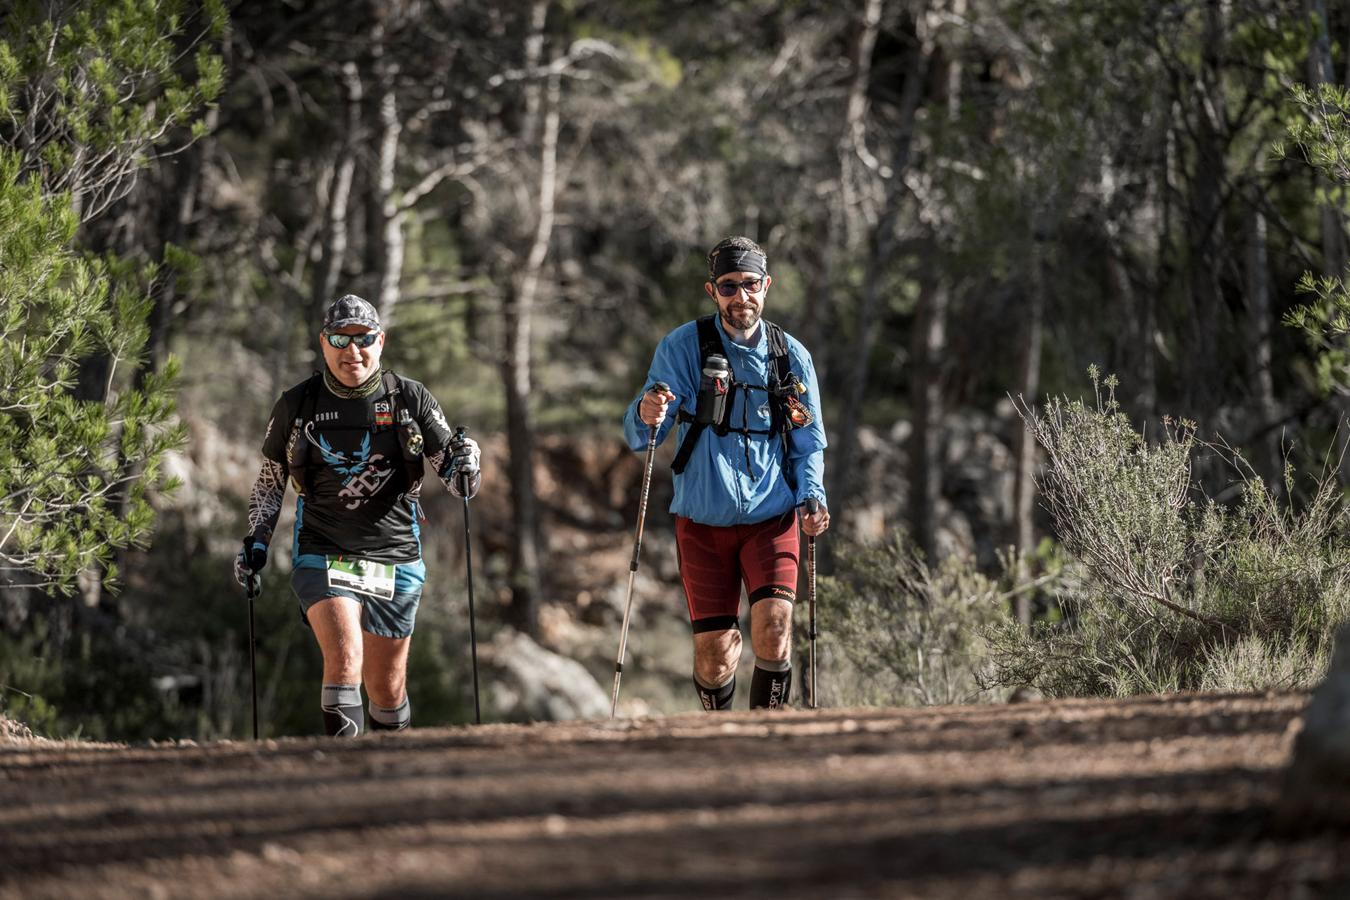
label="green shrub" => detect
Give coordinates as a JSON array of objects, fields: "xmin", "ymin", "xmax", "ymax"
[
  {"xmin": 817, "ymin": 533, "xmax": 1009, "ymax": 706},
  {"xmin": 986, "ymin": 370, "xmax": 1350, "ymax": 697}
]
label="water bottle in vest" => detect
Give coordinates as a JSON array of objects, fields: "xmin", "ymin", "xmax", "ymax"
[{"xmin": 695, "ymin": 354, "xmax": 732, "ymax": 425}]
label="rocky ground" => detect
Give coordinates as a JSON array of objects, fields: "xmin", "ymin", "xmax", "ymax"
[{"xmin": 2, "ymin": 691, "xmax": 1346, "ymax": 899}]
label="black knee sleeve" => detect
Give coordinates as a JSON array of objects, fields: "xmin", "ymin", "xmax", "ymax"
[
  {"xmin": 693, "ymin": 673, "xmax": 736, "ymax": 711},
  {"xmin": 749, "ymin": 659, "xmax": 791, "ymax": 709},
  {"xmin": 321, "ymin": 683, "xmax": 364, "ymax": 737},
  {"xmin": 368, "ymin": 696, "xmax": 411, "ymax": 731}
]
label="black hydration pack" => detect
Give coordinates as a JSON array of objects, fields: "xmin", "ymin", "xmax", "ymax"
[
  {"xmin": 286, "ymin": 370, "xmax": 425, "ymax": 497},
  {"xmin": 671, "ymin": 315, "xmax": 801, "ymax": 490}
]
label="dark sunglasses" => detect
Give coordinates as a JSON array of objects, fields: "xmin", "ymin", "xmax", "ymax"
[
  {"xmin": 714, "ymin": 278, "xmax": 765, "ymax": 297},
  {"xmin": 324, "ymin": 331, "xmax": 381, "ymax": 349}
]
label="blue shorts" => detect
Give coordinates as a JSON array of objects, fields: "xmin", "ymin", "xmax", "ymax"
[{"xmin": 291, "ymin": 554, "xmax": 427, "ymax": 639}]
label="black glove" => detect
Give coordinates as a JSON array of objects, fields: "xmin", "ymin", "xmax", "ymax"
[{"xmin": 233, "ymin": 534, "xmax": 269, "ymax": 587}]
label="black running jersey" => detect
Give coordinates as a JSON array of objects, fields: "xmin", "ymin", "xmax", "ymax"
[{"xmin": 261, "ymin": 375, "xmax": 454, "ymax": 562}]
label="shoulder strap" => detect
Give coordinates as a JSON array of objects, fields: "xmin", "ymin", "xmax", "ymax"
[
  {"xmin": 298, "ymin": 371, "xmax": 322, "ymax": 425},
  {"xmin": 764, "ymin": 321, "xmax": 792, "ymax": 434},
  {"xmin": 765, "ymin": 321, "xmax": 791, "ymax": 385},
  {"xmin": 696, "ymin": 314, "xmax": 724, "ymax": 361},
  {"xmin": 764, "ymin": 321, "xmax": 797, "ymax": 492},
  {"xmin": 288, "ymin": 372, "xmax": 324, "ymax": 496},
  {"xmin": 384, "ymin": 370, "xmax": 426, "ymax": 491},
  {"xmin": 671, "ymin": 316, "xmax": 726, "ymax": 475},
  {"xmin": 379, "ymin": 370, "xmax": 402, "ymax": 432}
]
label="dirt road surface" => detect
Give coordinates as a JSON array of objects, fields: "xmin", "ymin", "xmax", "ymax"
[{"xmin": 2, "ymin": 691, "xmax": 1346, "ymax": 898}]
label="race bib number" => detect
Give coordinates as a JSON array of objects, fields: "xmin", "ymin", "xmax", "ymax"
[{"xmin": 326, "ymin": 557, "xmax": 396, "ymax": 601}]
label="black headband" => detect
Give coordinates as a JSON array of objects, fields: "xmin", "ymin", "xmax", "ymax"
[{"xmin": 710, "ymin": 248, "xmax": 767, "ymax": 279}]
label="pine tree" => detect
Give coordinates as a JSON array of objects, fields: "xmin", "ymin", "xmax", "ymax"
[{"xmin": 0, "ymin": 1, "xmax": 224, "ymax": 595}]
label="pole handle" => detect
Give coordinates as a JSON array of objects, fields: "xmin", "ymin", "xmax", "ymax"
[{"xmin": 453, "ymin": 424, "xmax": 474, "ymax": 498}]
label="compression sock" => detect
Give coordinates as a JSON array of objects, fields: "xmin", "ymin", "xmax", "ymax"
[
  {"xmin": 749, "ymin": 658, "xmax": 791, "ymax": 709},
  {"xmin": 321, "ymin": 683, "xmax": 364, "ymax": 737},
  {"xmin": 368, "ymin": 696, "xmax": 411, "ymax": 732},
  {"xmin": 694, "ymin": 673, "xmax": 736, "ymax": 711}
]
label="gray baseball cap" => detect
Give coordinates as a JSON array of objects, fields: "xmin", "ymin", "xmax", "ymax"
[{"xmin": 322, "ymin": 294, "xmax": 381, "ymax": 331}]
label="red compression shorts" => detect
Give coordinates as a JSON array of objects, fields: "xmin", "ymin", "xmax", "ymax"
[{"xmin": 674, "ymin": 510, "xmax": 799, "ymax": 634}]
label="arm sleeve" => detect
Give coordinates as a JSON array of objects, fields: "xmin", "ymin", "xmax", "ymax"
[
  {"xmin": 248, "ymin": 392, "xmax": 293, "ymax": 543},
  {"xmin": 246, "ymin": 458, "xmax": 288, "ymax": 544},
  {"xmin": 786, "ymin": 341, "xmax": 828, "ymax": 509},
  {"xmin": 622, "ymin": 327, "xmax": 699, "ymax": 451}
]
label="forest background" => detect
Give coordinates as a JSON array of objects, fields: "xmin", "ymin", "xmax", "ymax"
[{"xmin": 4, "ymin": 0, "xmax": 1350, "ymax": 741}]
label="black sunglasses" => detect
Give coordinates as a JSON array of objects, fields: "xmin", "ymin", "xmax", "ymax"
[
  {"xmin": 714, "ymin": 278, "xmax": 765, "ymax": 297},
  {"xmin": 324, "ymin": 331, "xmax": 381, "ymax": 349}
]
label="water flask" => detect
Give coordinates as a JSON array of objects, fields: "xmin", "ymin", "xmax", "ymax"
[{"xmin": 695, "ymin": 354, "xmax": 732, "ymax": 425}]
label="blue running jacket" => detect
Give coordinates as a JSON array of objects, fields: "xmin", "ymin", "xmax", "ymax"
[{"xmin": 623, "ymin": 318, "xmax": 828, "ymax": 527}]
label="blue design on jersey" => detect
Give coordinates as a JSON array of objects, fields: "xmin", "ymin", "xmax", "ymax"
[{"xmin": 318, "ymin": 432, "xmax": 373, "ymax": 485}]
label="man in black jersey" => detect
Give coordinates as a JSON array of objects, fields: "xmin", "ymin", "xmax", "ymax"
[{"xmin": 234, "ymin": 294, "xmax": 481, "ymax": 736}]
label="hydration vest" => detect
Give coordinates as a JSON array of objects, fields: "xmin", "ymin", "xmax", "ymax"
[
  {"xmin": 286, "ymin": 370, "xmax": 425, "ymax": 497},
  {"xmin": 671, "ymin": 315, "xmax": 801, "ymax": 490}
]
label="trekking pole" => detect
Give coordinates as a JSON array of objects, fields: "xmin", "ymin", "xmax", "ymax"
[
  {"xmin": 805, "ymin": 498, "xmax": 820, "ymax": 710},
  {"xmin": 245, "ymin": 569, "xmax": 261, "ymax": 740},
  {"xmin": 611, "ymin": 382, "xmax": 670, "ymax": 718},
  {"xmin": 454, "ymin": 426, "xmax": 482, "ymax": 725}
]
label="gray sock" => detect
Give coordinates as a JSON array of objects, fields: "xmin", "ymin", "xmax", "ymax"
[
  {"xmin": 321, "ymin": 683, "xmax": 364, "ymax": 737},
  {"xmin": 369, "ymin": 696, "xmax": 411, "ymax": 731}
]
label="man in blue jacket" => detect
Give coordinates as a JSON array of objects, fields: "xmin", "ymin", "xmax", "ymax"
[{"xmin": 624, "ymin": 236, "xmax": 829, "ymax": 710}]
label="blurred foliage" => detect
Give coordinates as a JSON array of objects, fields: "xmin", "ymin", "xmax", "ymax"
[{"xmin": 982, "ymin": 372, "xmax": 1350, "ymax": 697}]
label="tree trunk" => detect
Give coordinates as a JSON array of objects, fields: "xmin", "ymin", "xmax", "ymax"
[
  {"xmin": 1181, "ymin": 4, "xmax": 1227, "ymax": 421},
  {"xmin": 1146, "ymin": 118, "xmax": 1176, "ymax": 423},
  {"xmin": 1304, "ymin": 0, "xmax": 1350, "ymax": 481},
  {"xmin": 365, "ymin": 32, "xmax": 404, "ymax": 324},
  {"xmin": 1011, "ymin": 240, "xmax": 1046, "ymax": 625},
  {"xmin": 909, "ymin": 267, "xmax": 947, "ymax": 561},
  {"xmin": 144, "ymin": 115, "xmax": 213, "ymax": 373},
  {"xmin": 503, "ymin": 2, "xmax": 557, "ymax": 639},
  {"xmin": 1307, "ymin": 0, "xmax": 1347, "ymax": 279},
  {"xmin": 806, "ymin": 0, "xmax": 884, "ymax": 377},
  {"xmin": 311, "ymin": 62, "xmax": 362, "ymax": 364},
  {"xmin": 831, "ymin": 0, "xmax": 928, "ymax": 510},
  {"xmin": 1244, "ymin": 203, "xmax": 1282, "ymax": 497}
]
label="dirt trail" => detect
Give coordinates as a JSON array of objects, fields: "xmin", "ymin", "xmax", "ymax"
[{"xmin": 1, "ymin": 692, "xmax": 1345, "ymax": 898}]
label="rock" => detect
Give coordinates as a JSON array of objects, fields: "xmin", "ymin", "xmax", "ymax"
[
  {"xmin": 481, "ymin": 629, "xmax": 610, "ymax": 722},
  {"xmin": 0, "ymin": 714, "xmax": 39, "ymax": 743},
  {"xmin": 1280, "ymin": 624, "xmax": 1350, "ymax": 827}
]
